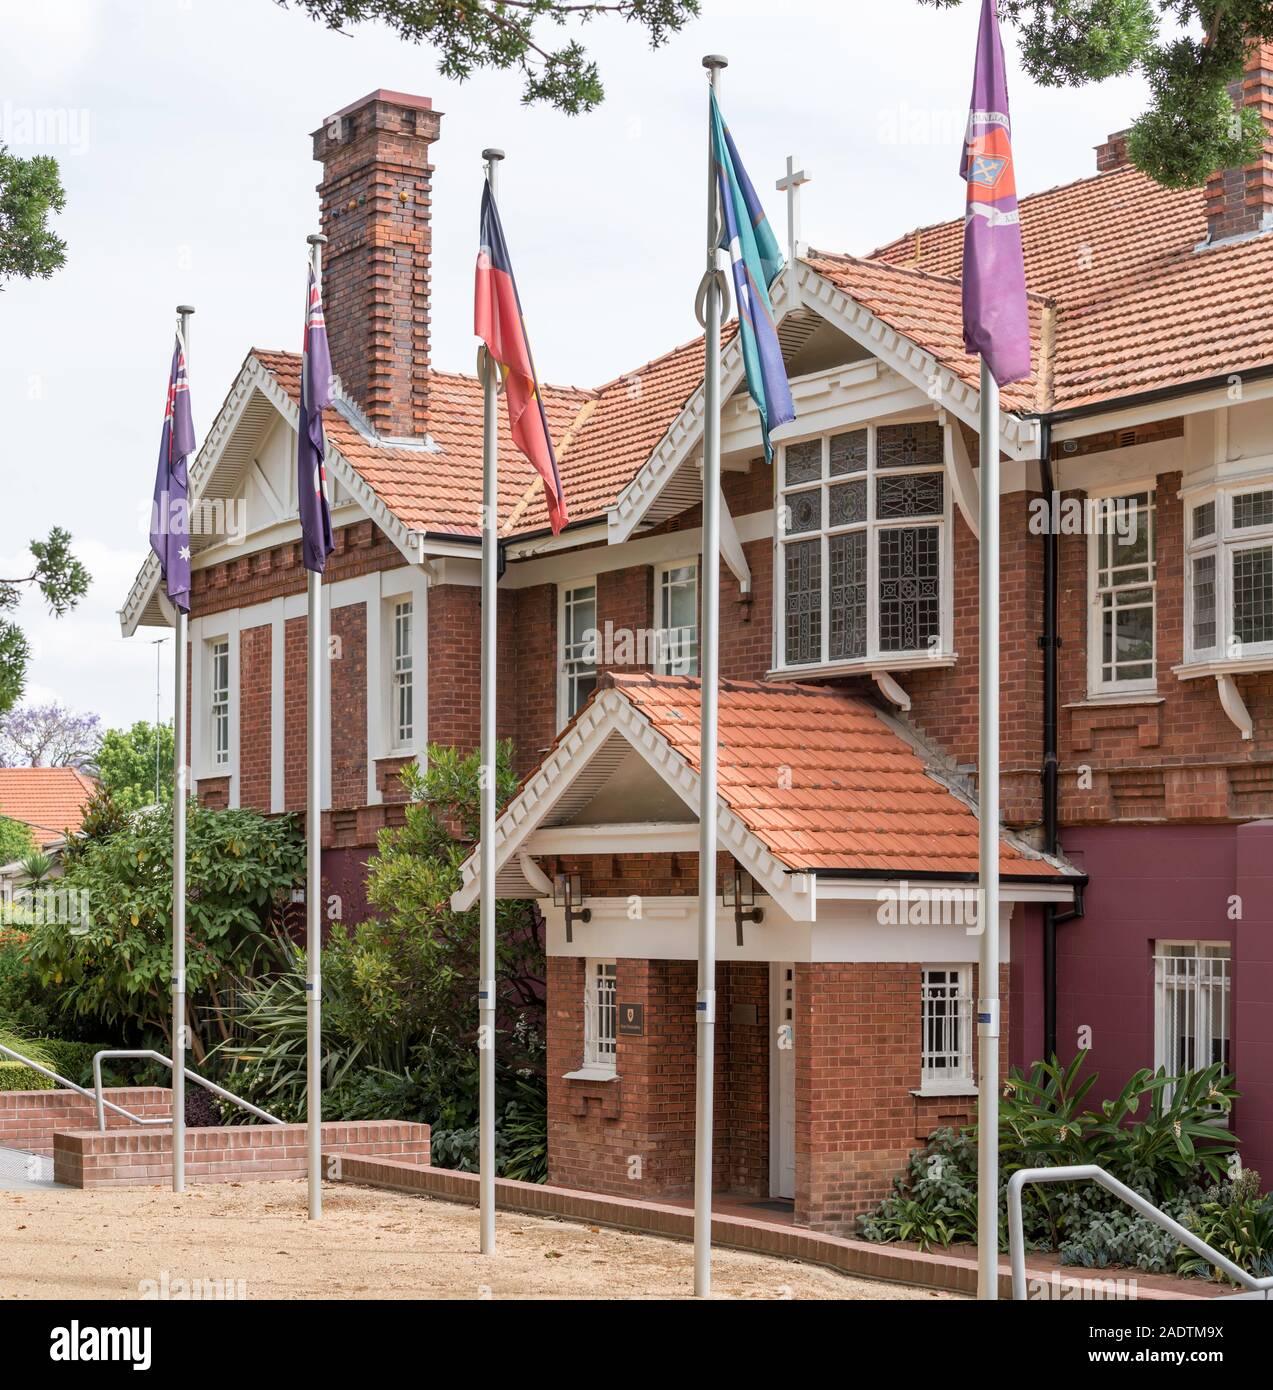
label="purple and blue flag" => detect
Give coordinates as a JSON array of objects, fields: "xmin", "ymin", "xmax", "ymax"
[
  {"xmin": 710, "ymin": 92, "xmax": 795, "ymax": 463},
  {"xmin": 149, "ymin": 332, "xmax": 196, "ymax": 611},
  {"xmin": 298, "ymin": 260, "xmax": 335, "ymax": 572},
  {"xmin": 960, "ymin": 0, "xmax": 1031, "ymax": 387}
]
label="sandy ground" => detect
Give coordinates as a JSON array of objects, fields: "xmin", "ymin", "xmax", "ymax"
[{"xmin": 0, "ymin": 1180, "xmax": 958, "ymax": 1301}]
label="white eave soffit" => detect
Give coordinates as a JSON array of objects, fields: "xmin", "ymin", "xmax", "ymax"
[{"xmin": 605, "ymin": 260, "xmax": 1039, "ymax": 545}]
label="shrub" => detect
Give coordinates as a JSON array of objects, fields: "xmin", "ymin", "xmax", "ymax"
[
  {"xmin": 0, "ymin": 1028, "xmax": 56, "ymax": 1090},
  {"xmin": 1177, "ymin": 1171, "xmax": 1273, "ymax": 1283},
  {"xmin": 0, "ymin": 814, "xmax": 35, "ymax": 866}
]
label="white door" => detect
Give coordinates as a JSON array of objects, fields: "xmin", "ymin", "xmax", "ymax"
[{"xmin": 770, "ymin": 961, "xmax": 796, "ymax": 1200}]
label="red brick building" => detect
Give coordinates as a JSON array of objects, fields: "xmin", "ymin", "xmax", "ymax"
[{"xmin": 122, "ymin": 59, "xmax": 1273, "ymax": 1232}]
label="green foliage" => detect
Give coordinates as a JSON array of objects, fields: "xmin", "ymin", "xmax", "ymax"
[
  {"xmin": 23, "ymin": 802, "xmax": 304, "ymax": 1061},
  {"xmin": 0, "ymin": 528, "xmax": 90, "ymax": 715},
  {"xmin": 862, "ymin": 1054, "xmax": 1242, "ymax": 1278},
  {"xmin": 95, "ymin": 722, "xmax": 174, "ymax": 812},
  {"xmin": 1178, "ymin": 1171, "xmax": 1273, "ymax": 1283},
  {"xmin": 0, "ymin": 926, "xmax": 53, "ymax": 1034},
  {"xmin": 18, "ymin": 852, "xmax": 52, "ymax": 887},
  {"xmin": 0, "ymin": 143, "xmax": 66, "ymax": 285},
  {"xmin": 278, "ymin": 0, "xmax": 699, "ymax": 113},
  {"xmin": 62, "ymin": 786, "xmax": 130, "ymax": 868},
  {"xmin": 0, "ymin": 1026, "xmax": 55, "ymax": 1089},
  {"xmin": 0, "ymin": 815, "xmax": 35, "ymax": 866},
  {"xmin": 918, "ymin": 0, "xmax": 1273, "ymax": 188}
]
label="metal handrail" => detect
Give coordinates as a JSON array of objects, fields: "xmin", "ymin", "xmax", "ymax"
[
  {"xmin": 1007, "ymin": 1163, "xmax": 1273, "ymax": 1299},
  {"xmin": 91, "ymin": 1050, "xmax": 283, "ymax": 1131},
  {"xmin": 0, "ymin": 1040, "xmax": 141, "ymax": 1124}
]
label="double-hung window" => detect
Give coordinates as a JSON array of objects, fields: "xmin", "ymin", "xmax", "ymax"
[
  {"xmin": 559, "ymin": 582, "xmax": 598, "ymax": 725},
  {"xmin": 391, "ymin": 598, "xmax": 414, "ymax": 749},
  {"xmin": 583, "ymin": 959, "xmax": 618, "ymax": 1073},
  {"xmin": 1154, "ymin": 943, "xmax": 1231, "ymax": 1092},
  {"xmin": 210, "ymin": 638, "xmax": 230, "ymax": 767},
  {"xmin": 776, "ymin": 421, "xmax": 949, "ymax": 671},
  {"xmin": 1186, "ymin": 481, "xmax": 1273, "ymax": 665},
  {"xmin": 1089, "ymin": 488, "xmax": 1157, "ymax": 694},
  {"xmin": 654, "ymin": 560, "xmax": 699, "ymax": 675},
  {"xmin": 920, "ymin": 966, "xmax": 974, "ymax": 1092}
]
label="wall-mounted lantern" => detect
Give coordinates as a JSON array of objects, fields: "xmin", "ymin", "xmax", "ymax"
[
  {"xmin": 553, "ymin": 872, "xmax": 592, "ymax": 944},
  {"xmin": 723, "ymin": 864, "xmax": 763, "ymax": 947}
]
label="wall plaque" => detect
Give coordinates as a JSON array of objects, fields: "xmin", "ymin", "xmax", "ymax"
[{"xmin": 618, "ymin": 1002, "xmax": 644, "ymax": 1036}]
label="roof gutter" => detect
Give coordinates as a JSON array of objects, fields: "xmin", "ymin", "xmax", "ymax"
[{"xmin": 800, "ymin": 866, "xmax": 1087, "ymax": 888}]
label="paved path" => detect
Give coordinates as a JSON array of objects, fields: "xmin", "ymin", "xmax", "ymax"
[{"xmin": 0, "ymin": 1145, "xmax": 64, "ymax": 1191}]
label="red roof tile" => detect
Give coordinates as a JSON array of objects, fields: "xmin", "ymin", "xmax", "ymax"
[
  {"xmin": 0, "ymin": 768, "xmax": 96, "ymax": 846},
  {"xmin": 602, "ymin": 673, "xmax": 1064, "ymax": 878}
]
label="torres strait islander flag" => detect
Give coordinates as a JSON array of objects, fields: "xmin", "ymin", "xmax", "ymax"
[
  {"xmin": 710, "ymin": 91, "xmax": 795, "ymax": 463},
  {"xmin": 474, "ymin": 181, "xmax": 567, "ymax": 534},
  {"xmin": 148, "ymin": 332, "xmax": 196, "ymax": 610},
  {"xmin": 298, "ymin": 260, "xmax": 335, "ymax": 572},
  {"xmin": 960, "ymin": 0, "xmax": 1031, "ymax": 387}
]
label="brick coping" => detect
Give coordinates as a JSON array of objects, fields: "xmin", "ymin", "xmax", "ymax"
[{"xmin": 327, "ymin": 1153, "xmax": 1212, "ymax": 1301}]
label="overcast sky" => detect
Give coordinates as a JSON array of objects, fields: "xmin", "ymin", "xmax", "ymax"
[{"xmin": 0, "ymin": 0, "xmax": 1151, "ymax": 737}]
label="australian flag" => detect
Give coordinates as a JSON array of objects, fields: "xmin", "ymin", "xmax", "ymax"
[
  {"xmin": 149, "ymin": 332, "xmax": 196, "ymax": 610},
  {"xmin": 298, "ymin": 260, "xmax": 335, "ymax": 572},
  {"xmin": 475, "ymin": 182, "xmax": 568, "ymax": 534},
  {"xmin": 710, "ymin": 91, "xmax": 795, "ymax": 464}
]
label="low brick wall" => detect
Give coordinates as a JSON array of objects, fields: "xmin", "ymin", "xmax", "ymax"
[
  {"xmin": 0, "ymin": 1087, "xmax": 172, "ymax": 1155},
  {"xmin": 54, "ymin": 1119, "xmax": 430, "ymax": 1189}
]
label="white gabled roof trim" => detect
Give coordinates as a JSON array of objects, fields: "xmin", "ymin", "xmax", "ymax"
[
  {"xmin": 449, "ymin": 686, "xmax": 817, "ymax": 922},
  {"xmin": 119, "ymin": 353, "xmax": 433, "ymax": 637},
  {"xmin": 606, "ymin": 260, "xmax": 1039, "ymax": 545}
]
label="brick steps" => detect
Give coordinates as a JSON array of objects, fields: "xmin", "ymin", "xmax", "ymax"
[
  {"xmin": 327, "ymin": 1152, "xmax": 1211, "ymax": 1301},
  {"xmin": 55, "ymin": 1119, "xmax": 430, "ymax": 1188}
]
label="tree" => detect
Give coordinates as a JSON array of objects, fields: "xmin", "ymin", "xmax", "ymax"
[
  {"xmin": 278, "ymin": 0, "xmax": 699, "ymax": 112},
  {"xmin": 920, "ymin": 1, "xmax": 1273, "ymax": 188},
  {"xmin": 0, "ymin": 530, "xmax": 91, "ymax": 716},
  {"xmin": 0, "ymin": 144, "xmax": 66, "ymax": 286},
  {"xmin": 94, "ymin": 721, "xmax": 174, "ymax": 811},
  {"xmin": 0, "ymin": 815, "xmax": 35, "ymax": 867},
  {"xmin": 0, "ymin": 702, "xmax": 101, "ymax": 769}
]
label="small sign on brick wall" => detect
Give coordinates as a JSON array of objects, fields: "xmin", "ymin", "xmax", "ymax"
[{"xmin": 618, "ymin": 1003, "xmax": 644, "ymax": 1036}]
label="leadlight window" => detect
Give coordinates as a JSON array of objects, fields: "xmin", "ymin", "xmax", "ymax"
[
  {"xmin": 210, "ymin": 639, "xmax": 230, "ymax": 766},
  {"xmin": 1090, "ymin": 490, "xmax": 1157, "ymax": 694},
  {"xmin": 560, "ymin": 582, "xmax": 598, "ymax": 724},
  {"xmin": 777, "ymin": 422, "xmax": 947, "ymax": 669},
  {"xmin": 1185, "ymin": 478, "xmax": 1273, "ymax": 664},
  {"xmin": 391, "ymin": 599, "xmax": 414, "ymax": 748}
]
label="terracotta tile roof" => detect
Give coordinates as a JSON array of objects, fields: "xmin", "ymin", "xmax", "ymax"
[
  {"xmin": 801, "ymin": 251, "xmax": 1050, "ymax": 413},
  {"xmin": 253, "ymin": 350, "xmax": 595, "ymax": 539},
  {"xmin": 864, "ymin": 164, "xmax": 1267, "ymax": 410},
  {"xmin": 602, "ymin": 673, "xmax": 1065, "ymax": 878},
  {"xmin": 0, "ymin": 767, "xmax": 96, "ymax": 846}
]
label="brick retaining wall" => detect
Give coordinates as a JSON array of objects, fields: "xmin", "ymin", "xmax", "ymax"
[
  {"xmin": 53, "ymin": 1119, "xmax": 430, "ymax": 1188},
  {"xmin": 0, "ymin": 1088, "xmax": 172, "ymax": 1155}
]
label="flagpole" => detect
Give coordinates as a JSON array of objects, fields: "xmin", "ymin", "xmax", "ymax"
[
  {"xmin": 171, "ymin": 303, "xmax": 194, "ymax": 1194},
  {"xmin": 306, "ymin": 232, "xmax": 327, "ymax": 1223},
  {"xmin": 479, "ymin": 147, "xmax": 504, "ymax": 1258},
  {"xmin": 977, "ymin": 357, "xmax": 1001, "ymax": 1299},
  {"xmin": 694, "ymin": 52, "xmax": 727, "ymax": 1301}
]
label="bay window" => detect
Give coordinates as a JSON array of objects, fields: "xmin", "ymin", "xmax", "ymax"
[
  {"xmin": 1186, "ymin": 480, "xmax": 1273, "ymax": 664},
  {"xmin": 775, "ymin": 421, "xmax": 950, "ymax": 672}
]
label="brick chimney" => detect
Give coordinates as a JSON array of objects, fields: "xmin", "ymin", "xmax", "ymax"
[
  {"xmin": 312, "ymin": 91, "xmax": 442, "ymax": 440},
  {"xmin": 1095, "ymin": 129, "xmax": 1131, "ymax": 173},
  {"xmin": 1204, "ymin": 44, "xmax": 1273, "ymax": 244}
]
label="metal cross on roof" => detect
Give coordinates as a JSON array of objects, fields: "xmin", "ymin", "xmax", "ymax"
[{"xmin": 775, "ymin": 155, "xmax": 811, "ymax": 265}]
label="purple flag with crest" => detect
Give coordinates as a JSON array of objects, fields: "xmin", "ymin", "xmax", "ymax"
[
  {"xmin": 149, "ymin": 333, "xmax": 196, "ymax": 610},
  {"xmin": 298, "ymin": 261, "xmax": 335, "ymax": 573},
  {"xmin": 960, "ymin": 0, "xmax": 1031, "ymax": 386}
]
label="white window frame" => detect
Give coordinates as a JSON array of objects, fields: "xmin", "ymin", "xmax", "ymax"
[
  {"xmin": 209, "ymin": 637, "xmax": 231, "ymax": 768},
  {"xmin": 772, "ymin": 420, "xmax": 955, "ymax": 677},
  {"xmin": 388, "ymin": 597, "xmax": 415, "ymax": 752},
  {"xmin": 581, "ymin": 958, "xmax": 618, "ymax": 1077},
  {"xmin": 557, "ymin": 579, "xmax": 598, "ymax": 728},
  {"xmin": 1184, "ymin": 476, "xmax": 1273, "ymax": 668},
  {"xmin": 653, "ymin": 558, "xmax": 699, "ymax": 676},
  {"xmin": 1086, "ymin": 483, "xmax": 1158, "ymax": 697},
  {"xmin": 919, "ymin": 965, "xmax": 975, "ymax": 1095},
  {"xmin": 1153, "ymin": 941, "xmax": 1231, "ymax": 1096}
]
